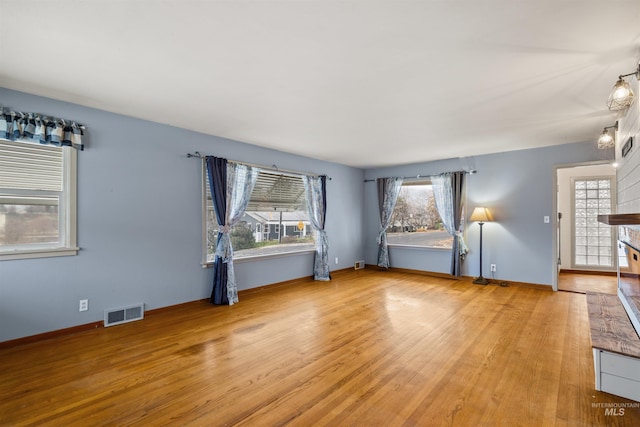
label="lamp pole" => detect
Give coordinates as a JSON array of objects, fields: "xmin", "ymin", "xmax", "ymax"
[
  {"xmin": 473, "ymin": 221, "xmax": 488, "ymax": 284},
  {"xmin": 470, "ymin": 207, "xmax": 491, "ymax": 285}
]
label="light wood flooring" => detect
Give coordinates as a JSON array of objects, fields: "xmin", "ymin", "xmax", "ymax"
[
  {"xmin": 1, "ymin": 269, "xmax": 638, "ymax": 426},
  {"xmin": 558, "ymin": 271, "xmax": 618, "ymax": 295}
]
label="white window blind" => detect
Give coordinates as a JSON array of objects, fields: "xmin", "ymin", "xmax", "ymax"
[{"xmin": 0, "ymin": 140, "xmax": 63, "ymax": 191}]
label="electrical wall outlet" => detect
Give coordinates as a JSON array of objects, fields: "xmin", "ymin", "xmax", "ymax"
[
  {"xmin": 79, "ymin": 299, "xmax": 88, "ymax": 312},
  {"xmin": 335, "ymin": 257, "xmax": 339, "ymax": 264},
  {"xmin": 490, "ymin": 264, "xmax": 497, "ymax": 272}
]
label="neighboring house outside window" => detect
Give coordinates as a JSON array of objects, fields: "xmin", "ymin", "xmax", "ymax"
[
  {"xmin": 0, "ymin": 139, "xmax": 78, "ymax": 260},
  {"xmin": 203, "ymin": 165, "xmax": 315, "ymax": 264}
]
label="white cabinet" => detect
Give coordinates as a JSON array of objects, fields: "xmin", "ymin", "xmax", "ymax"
[{"xmin": 593, "ymin": 349, "xmax": 640, "ymax": 402}]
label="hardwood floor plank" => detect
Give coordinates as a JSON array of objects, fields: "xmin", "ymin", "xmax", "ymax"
[
  {"xmin": 559, "ymin": 271, "xmax": 617, "ymax": 295},
  {"xmin": 1, "ymin": 270, "xmax": 639, "ymax": 426}
]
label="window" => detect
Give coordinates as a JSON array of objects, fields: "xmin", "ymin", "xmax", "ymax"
[
  {"xmin": 387, "ymin": 181, "xmax": 452, "ymax": 249},
  {"xmin": 203, "ymin": 166, "xmax": 315, "ymax": 264},
  {"xmin": 0, "ymin": 139, "xmax": 77, "ymax": 260},
  {"xmin": 573, "ymin": 177, "xmax": 614, "ymax": 268}
]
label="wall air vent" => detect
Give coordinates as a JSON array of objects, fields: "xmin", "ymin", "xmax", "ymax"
[
  {"xmin": 354, "ymin": 260, "xmax": 365, "ymax": 270},
  {"xmin": 104, "ymin": 303, "xmax": 144, "ymax": 327}
]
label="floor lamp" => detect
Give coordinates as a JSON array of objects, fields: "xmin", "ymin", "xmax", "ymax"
[{"xmin": 470, "ymin": 207, "xmax": 492, "ymax": 285}]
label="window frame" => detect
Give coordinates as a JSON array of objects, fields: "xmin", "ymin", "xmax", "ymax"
[
  {"xmin": 0, "ymin": 139, "xmax": 78, "ymax": 261},
  {"xmin": 201, "ymin": 162, "xmax": 315, "ymax": 267},
  {"xmin": 570, "ymin": 175, "xmax": 616, "ymax": 270},
  {"xmin": 386, "ymin": 179, "xmax": 453, "ymax": 251}
]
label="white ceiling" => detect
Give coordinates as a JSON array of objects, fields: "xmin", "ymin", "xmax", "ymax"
[{"xmin": 1, "ymin": 1, "xmax": 639, "ymax": 168}]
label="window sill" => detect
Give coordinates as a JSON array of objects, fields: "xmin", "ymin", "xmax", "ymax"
[
  {"xmin": 0, "ymin": 247, "xmax": 80, "ymax": 261},
  {"xmin": 202, "ymin": 249, "xmax": 315, "ymax": 268},
  {"xmin": 388, "ymin": 244, "xmax": 452, "ymax": 251}
]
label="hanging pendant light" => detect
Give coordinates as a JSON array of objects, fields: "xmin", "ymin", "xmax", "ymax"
[
  {"xmin": 607, "ymin": 78, "xmax": 635, "ymax": 111},
  {"xmin": 597, "ymin": 122, "xmax": 618, "ymax": 149},
  {"xmin": 606, "ymin": 64, "xmax": 640, "ymax": 111}
]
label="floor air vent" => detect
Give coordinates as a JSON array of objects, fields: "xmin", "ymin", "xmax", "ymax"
[{"xmin": 104, "ymin": 303, "xmax": 144, "ymax": 327}]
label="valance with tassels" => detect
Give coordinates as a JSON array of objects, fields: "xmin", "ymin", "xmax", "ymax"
[{"xmin": 0, "ymin": 107, "xmax": 85, "ymax": 150}]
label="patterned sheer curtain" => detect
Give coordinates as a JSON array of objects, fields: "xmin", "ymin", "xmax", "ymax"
[
  {"xmin": 1, "ymin": 107, "xmax": 85, "ymax": 150},
  {"xmin": 206, "ymin": 157, "xmax": 259, "ymax": 305},
  {"xmin": 431, "ymin": 172, "xmax": 468, "ymax": 276},
  {"xmin": 377, "ymin": 177, "xmax": 403, "ymax": 269},
  {"xmin": 303, "ymin": 175, "xmax": 330, "ymax": 281}
]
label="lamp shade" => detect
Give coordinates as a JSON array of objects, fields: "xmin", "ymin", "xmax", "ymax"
[
  {"xmin": 597, "ymin": 129, "xmax": 615, "ymax": 149},
  {"xmin": 607, "ymin": 78, "xmax": 635, "ymax": 111},
  {"xmin": 470, "ymin": 207, "xmax": 492, "ymax": 222}
]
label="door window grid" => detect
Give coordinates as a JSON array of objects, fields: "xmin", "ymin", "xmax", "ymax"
[{"xmin": 573, "ymin": 178, "xmax": 613, "ymax": 268}]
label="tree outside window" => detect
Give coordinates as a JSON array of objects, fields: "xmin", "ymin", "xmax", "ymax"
[{"xmin": 387, "ymin": 183, "xmax": 452, "ymax": 249}]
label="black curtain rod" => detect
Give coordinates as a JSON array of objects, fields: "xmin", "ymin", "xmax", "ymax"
[
  {"xmin": 363, "ymin": 169, "xmax": 477, "ymax": 183},
  {"xmin": 186, "ymin": 152, "xmax": 331, "ymax": 180}
]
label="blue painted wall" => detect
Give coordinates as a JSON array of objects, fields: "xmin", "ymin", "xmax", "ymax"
[
  {"xmin": 0, "ymin": 86, "xmax": 613, "ymax": 342},
  {"xmin": 0, "ymin": 88, "xmax": 365, "ymax": 342},
  {"xmin": 364, "ymin": 143, "xmax": 612, "ymax": 286}
]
